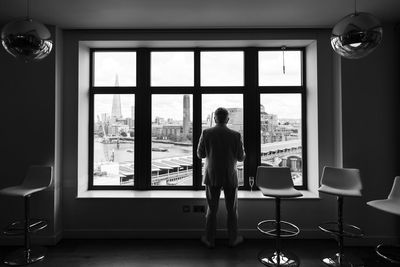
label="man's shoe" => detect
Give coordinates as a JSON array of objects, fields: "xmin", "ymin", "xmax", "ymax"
[
  {"xmin": 228, "ymin": 235, "xmax": 244, "ymax": 248},
  {"xmin": 201, "ymin": 236, "xmax": 215, "ymax": 249}
]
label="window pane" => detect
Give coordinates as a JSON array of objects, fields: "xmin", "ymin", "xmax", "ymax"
[
  {"xmin": 152, "ymin": 94, "xmax": 193, "ymax": 186},
  {"xmin": 151, "ymin": 52, "xmax": 194, "ymax": 86},
  {"xmin": 259, "ymin": 51, "xmax": 301, "ymax": 86},
  {"xmin": 202, "ymin": 94, "xmax": 244, "ymax": 186},
  {"xmin": 201, "ymin": 51, "xmax": 244, "ymax": 86},
  {"xmin": 94, "ymin": 52, "xmax": 136, "ymax": 86},
  {"xmin": 260, "ymin": 94, "xmax": 303, "ymax": 186},
  {"xmin": 93, "ymin": 94, "xmax": 135, "ymax": 186}
]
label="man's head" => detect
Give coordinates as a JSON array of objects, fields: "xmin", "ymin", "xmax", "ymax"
[{"xmin": 214, "ymin": 107, "xmax": 229, "ymax": 125}]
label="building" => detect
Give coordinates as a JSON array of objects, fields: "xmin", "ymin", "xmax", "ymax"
[
  {"xmin": 182, "ymin": 94, "xmax": 190, "ymax": 139},
  {"xmin": 226, "ymin": 107, "xmax": 243, "ymax": 136}
]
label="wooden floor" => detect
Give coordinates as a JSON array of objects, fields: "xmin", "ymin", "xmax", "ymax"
[{"xmin": 0, "ymin": 239, "xmax": 397, "ymax": 267}]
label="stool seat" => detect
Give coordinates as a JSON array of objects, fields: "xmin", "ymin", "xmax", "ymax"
[
  {"xmin": 367, "ymin": 199, "xmax": 400, "ymax": 216},
  {"xmin": 259, "ymin": 187, "xmax": 302, "ymax": 198},
  {"xmin": 319, "ymin": 185, "xmax": 361, "ymax": 197},
  {"xmin": 0, "ymin": 186, "xmax": 48, "ymax": 197}
]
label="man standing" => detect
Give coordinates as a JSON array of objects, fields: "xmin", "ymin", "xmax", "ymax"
[{"xmin": 197, "ymin": 107, "xmax": 245, "ymax": 248}]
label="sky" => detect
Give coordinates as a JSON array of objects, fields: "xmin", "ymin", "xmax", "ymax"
[{"xmin": 93, "ymin": 51, "xmax": 302, "ymax": 120}]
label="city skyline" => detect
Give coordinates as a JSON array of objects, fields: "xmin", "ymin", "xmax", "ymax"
[
  {"xmin": 93, "ymin": 51, "xmax": 302, "ymax": 120},
  {"xmin": 95, "ymin": 94, "xmax": 302, "ymax": 122}
]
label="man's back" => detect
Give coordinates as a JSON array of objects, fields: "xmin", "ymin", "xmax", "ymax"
[{"xmin": 197, "ymin": 125, "xmax": 245, "ymax": 188}]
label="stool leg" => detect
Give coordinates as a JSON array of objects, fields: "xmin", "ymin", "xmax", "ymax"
[
  {"xmin": 258, "ymin": 197, "xmax": 299, "ymax": 267},
  {"xmin": 4, "ymin": 195, "xmax": 46, "ymax": 266},
  {"xmin": 337, "ymin": 196, "xmax": 344, "ymax": 264},
  {"xmin": 322, "ymin": 196, "xmax": 353, "ymax": 267},
  {"xmin": 276, "ymin": 197, "xmax": 281, "ymax": 265},
  {"xmin": 24, "ymin": 195, "xmax": 31, "ymax": 259}
]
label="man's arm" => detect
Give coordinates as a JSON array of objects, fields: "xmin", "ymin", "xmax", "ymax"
[
  {"xmin": 197, "ymin": 131, "xmax": 206, "ymax": 159},
  {"xmin": 237, "ymin": 133, "xmax": 245, "ymax": 162}
]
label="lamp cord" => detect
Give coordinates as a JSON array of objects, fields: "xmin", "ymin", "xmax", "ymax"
[
  {"xmin": 282, "ymin": 46, "xmax": 286, "ymax": 74},
  {"xmin": 26, "ymin": 0, "xmax": 31, "ymax": 19},
  {"xmin": 354, "ymin": 0, "xmax": 357, "ymax": 14}
]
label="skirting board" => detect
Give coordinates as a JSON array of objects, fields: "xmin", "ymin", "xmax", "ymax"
[
  {"xmin": 0, "ymin": 230, "xmax": 63, "ymax": 246},
  {"xmin": 1, "ymin": 229, "xmax": 397, "ymax": 246},
  {"xmin": 60, "ymin": 228, "xmax": 398, "ymax": 246}
]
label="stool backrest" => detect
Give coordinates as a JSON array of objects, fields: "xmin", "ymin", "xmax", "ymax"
[
  {"xmin": 321, "ymin": 166, "xmax": 362, "ymax": 191},
  {"xmin": 256, "ymin": 166, "xmax": 294, "ymax": 190},
  {"xmin": 388, "ymin": 176, "xmax": 400, "ymax": 201},
  {"xmin": 22, "ymin": 166, "xmax": 53, "ymax": 189}
]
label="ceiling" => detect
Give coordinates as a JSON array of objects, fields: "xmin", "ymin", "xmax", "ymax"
[{"xmin": 0, "ymin": 0, "xmax": 399, "ymax": 29}]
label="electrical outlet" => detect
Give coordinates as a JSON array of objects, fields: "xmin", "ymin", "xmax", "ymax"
[
  {"xmin": 193, "ymin": 205, "xmax": 206, "ymax": 213},
  {"xmin": 182, "ymin": 205, "xmax": 190, "ymax": 213}
]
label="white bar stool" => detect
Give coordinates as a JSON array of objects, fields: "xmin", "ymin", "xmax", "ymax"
[
  {"xmin": 0, "ymin": 166, "xmax": 53, "ymax": 266},
  {"xmin": 318, "ymin": 166, "xmax": 363, "ymax": 267},
  {"xmin": 256, "ymin": 166, "xmax": 303, "ymax": 267},
  {"xmin": 367, "ymin": 176, "xmax": 400, "ymax": 264}
]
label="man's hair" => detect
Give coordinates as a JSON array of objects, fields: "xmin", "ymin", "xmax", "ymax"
[{"xmin": 214, "ymin": 107, "xmax": 229, "ymax": 123}]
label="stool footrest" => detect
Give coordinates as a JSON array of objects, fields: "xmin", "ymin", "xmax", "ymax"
[
  {"xmin": 318, "ymin": 221, "xmax": 363, "ymax": 238},
  {"xmin": 3, "ymin": 219, "xmax": 48, "ymax": 236},
  {"xmin": 3, "ymin": 246, "xmax": 46, "ymax": 266},
  {"xmin": 257, "ymin": 220, "xmax": 300, "ymax": 238},
  {"xmin": 376, "ymin": 244, "xmax": 400, "ymax": 264}
]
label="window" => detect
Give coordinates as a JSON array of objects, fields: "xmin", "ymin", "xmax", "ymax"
[
  {"xmin": 151, "ymin": 94, "xmax": 193, "ymax": 186},
  {"xmin": 258, "ymin": 49, "xmax": 305, "ymax": 187},
  {"xmin": 92, "ymin": 94, "xmax": 135, "ymax": 186},
  {"xmin": 89, "ymin": 48, "xmax": 306, "ymax": 190},
  {"xmin": 90, "ymin": 51, "xmax": 137, "ymax": 189}
]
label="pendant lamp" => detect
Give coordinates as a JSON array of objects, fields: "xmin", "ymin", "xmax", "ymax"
[
  {"xmin": 1, "ymin": 0, "xmax": 53, "ymax": 62},
  {"xmin": 331, "ymin": 0, "xmax": 382, "ymax": 59}
]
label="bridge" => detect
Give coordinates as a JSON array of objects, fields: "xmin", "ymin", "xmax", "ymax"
[
  {"xmin": 101, "ymin": 136, "xmax": 134, "ymax": 144},
  {"xmin": 261, "ymin": 139, "xmax": 302, "ymax": 162},
  {"xmin": 95, "ymin": 139, "xmax": 302, "ymax": 186}
]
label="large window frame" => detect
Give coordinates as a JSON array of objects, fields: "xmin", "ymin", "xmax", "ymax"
[{"xmin": 88, "ymin": 47, "xmax": 307, "ymax": 190}]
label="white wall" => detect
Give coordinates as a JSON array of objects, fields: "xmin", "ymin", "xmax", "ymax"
[
  {"xmin": 61, "ymin": 29, "xmax": 340, "ymax": 241},
  {"xmin": 341, "ymin": 25, "xmax": 400, "ymax": 240}
]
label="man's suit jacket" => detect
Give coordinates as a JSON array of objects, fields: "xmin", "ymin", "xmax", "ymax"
[{"xmin": 197, "ymin": 124, "xmax": 245, "ymax": 188}]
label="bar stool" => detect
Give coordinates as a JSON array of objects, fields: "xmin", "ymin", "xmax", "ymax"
[
  {"xmin": 318, "ymin": 166, "xmax": 363, "ymax": 267},
  {"xmin": 367, "ymin": 176, "xmax": 400, "ymax": 264},
  {"xmin": 256, "ymin": 166, "xmax": 303, "ymax": 267},
  {"xmin": 0, "ymin": 166, "xmax": 53, "ymax": 266}
]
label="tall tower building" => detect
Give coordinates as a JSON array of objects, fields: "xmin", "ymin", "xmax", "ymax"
[
  {"xmin": 111, "ymin": 74, "xmax": 122, "ymax": 121},
  {"xmin": 183, "ymin": 95, "xmax": 190, "ymax": 137}
]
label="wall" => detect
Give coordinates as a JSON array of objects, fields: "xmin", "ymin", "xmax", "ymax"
[
  {"xmin": 2, "ymin": 26, "xmax": 398, "ymax": 246},
  {"xmin": 0, "ymin": 25, "xmax": 62, "ymax": 245},
  {"xmin": 61, "ymin": 29, "xmax": 340, "ymax": 241},
  {"xmin": 341, "ymin": 24, "xmax": 400, "ymax": 240}
]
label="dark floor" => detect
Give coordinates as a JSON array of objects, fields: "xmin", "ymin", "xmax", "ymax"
[{"xmin": 0, "ymin": 239, "xmax": 398, "ymax": 267}]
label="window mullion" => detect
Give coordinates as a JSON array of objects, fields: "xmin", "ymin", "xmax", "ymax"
[
  {"xmin": 193, "ymin": 49, "xmax": 202, "ymax": 190},
  {"xmin": 243, "ymin": 48, "xmax": 259, "ymax": 190},
  {"xmin": 136, "ymin": 48, "xmax": 151, "ymax": 190}
]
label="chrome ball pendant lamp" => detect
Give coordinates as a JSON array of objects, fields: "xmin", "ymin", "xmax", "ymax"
[
  {"xmin": 1, "ymin": 0, "xmax": 53, "ymax": 62},
  {"xmin": 331, "ymin": 0, "xmax": 383, "ymax": 59}
]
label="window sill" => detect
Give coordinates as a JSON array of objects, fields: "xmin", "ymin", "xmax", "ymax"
[{"xmin": 77, "ymin": 190, "xmax": 320, "ymax": 199}]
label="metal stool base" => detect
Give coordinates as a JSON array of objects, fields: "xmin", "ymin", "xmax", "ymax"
[
  {"xmin": 322, "ymin": 252, "xmax": 354, "ymax": 267},
  {"xmin": 258, "ymin": 249, "xmax": 299, "ymax": 267},
  {"xmin": 376, "ymin": 244, "xmax": 400, "ymax": 264},
  {"xmin": 4, "ymin": 246, "xmax": 46, "ymax": 266}
]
